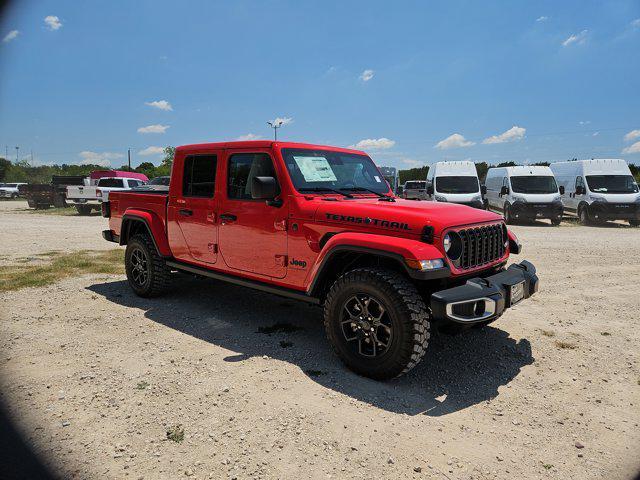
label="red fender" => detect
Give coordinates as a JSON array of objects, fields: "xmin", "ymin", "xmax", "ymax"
[{"xmin": 121, "ymin": 208, "xmax": 172, "ymax": 256}]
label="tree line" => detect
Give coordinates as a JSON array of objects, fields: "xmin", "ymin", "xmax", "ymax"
[{"xmin": 0, "ymin": 147, "xmax": 175, "ymax": 184}]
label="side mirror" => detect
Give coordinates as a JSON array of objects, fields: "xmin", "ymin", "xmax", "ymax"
[
  {"xmin": 500, "ymin": 186, "xmax": 509, "ymax": 196},
  {"xmin": 481, "ymin": 185, "xmax": 487, "ymax": 195},
  {"xmin": 559, "ymin": 185, "xmax": 565, "ymax": 195},
  {"xmin": 426, "ymin": 185, "xmax": 434, "ymax": 195},
  {"xmin": 575, "ymin": 185, "xmax": 584, "ymax": 195},
  {"xmin": 251, "ymin": 176, "xmax": 278, "ymax": 200}
]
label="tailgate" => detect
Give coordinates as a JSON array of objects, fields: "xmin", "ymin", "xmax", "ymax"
[{"xmin": 67, "ymin": 185, "xmax": 97, "ymax": 200}]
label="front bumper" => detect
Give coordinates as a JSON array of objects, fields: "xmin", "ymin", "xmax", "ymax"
[
  {"xmin": 0, "ymin": 191, "xmax": 16, "ymax": 198},
  {"xmin": 589, "ymin": 202, "xmax": 639, "ymax": 220},
  {"xmin": 511, "ymin": 201, "xmax": 562, "ymax": 219},
  {"xmin": 430, "ymin": 260, "xmax": 538, "ymax": 324},
  {"xmin": 102, "ymin": 229, "xmax": 120, "ymax": 243}
]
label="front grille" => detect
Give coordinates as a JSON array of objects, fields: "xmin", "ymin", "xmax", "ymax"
[{"xmin": 457, "ymin": 223, "xmax": 506, "ymax": 270}]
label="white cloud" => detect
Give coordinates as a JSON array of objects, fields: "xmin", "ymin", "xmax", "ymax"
[
  {"xmin": 624, "ymin": 129, "xmax": 640, "ymax": 142},
  {"xmin": 622, "ymin": 141, "xmax": 640, "ymax": 154},
  {"xmin": 236, "ymin": 133, "xmax": 262, "ymax": 141},
  {"xmin": 137, "ymin": 124, "xmax": 169, "ymax": 134},
  {"xmin": 268, "ymin": 117, "xmax": 293, "ymax": 127},
  {"xmin": 145, "ymin": 100, "xmax": 172, "ymax": 111},
  {"xmin": 350, "ymin": 138, "xmax": 396, "ymax": 150},
  {"xmin": 78, "ymin": 151, "xmax": 124, "ymax": 167},
  {"xmin": 631, "ymin": 18, "xmax": 640, "ymax": 28},
  {"xmin": 435, "ymin": 133, "xmax": 475, "ymax": 150},
  {"xmin": 359, "ymin": 69, "xmax": 375, "ymax": 82},
  {"xmin": 138, "ymin": 146, "xmax": 165, "ymax": 156},
  {"xmin": 592, "ymin": 131, "xmax": 599, "ymax": 137},
  {"xmin": 44, "ymin": 15, "xmax": 62, "ymax": 31},
  {"xmin": 401, "ymin": 158, "xmax": 423, "ymax": 167},
  {"xmin": 579, "ymin": 120, "xmax": 590, "ymax": 125},
  {"xmin": 482, "ymin": 126, "xmax": 526, "ymax": 144},
  {"xmin": 536, "ymin": 16, "xmax": 548, "ymax": 22},
  {"xmin": 562, "ymin": 30, "xmax": 588, "ymax": 47},
  {"xmin": 2, "ymin": 30, "xmax": 19, "ymax": 43}
]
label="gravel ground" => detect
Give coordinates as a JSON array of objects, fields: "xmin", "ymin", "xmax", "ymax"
[{"xmin": 0, "ymin": 201, "xmax": 639, "ymax": 479}]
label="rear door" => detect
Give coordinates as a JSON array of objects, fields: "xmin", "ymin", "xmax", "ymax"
[
  {"xmin": 167, "ymin": 153, "xmax": 219, "ymax": 264},
  {"xmin": 218, "ymin": 150, "xmax": 287, "ymax": 278}
]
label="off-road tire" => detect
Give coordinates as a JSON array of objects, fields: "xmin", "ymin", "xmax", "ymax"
[
  {"xmin": 125, "ymin": 233, "xmax": 171, "ymax": 298},
  {"xmin": 323, "ymin": 268, "xmax": 430, "ymax": 380},
  {"xmin": 76, "ymin": 205, "xmax": 92, "ymax": 215},
  {"xmin": 578, "ymin": 205, "xmax": 590, "ymax": 225},
  {"xmin": 551, "ymin": 216, "xmax": 562, "ymax": 226}
]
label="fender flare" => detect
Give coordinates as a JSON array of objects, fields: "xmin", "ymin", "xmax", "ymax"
[
  {"xmin": 307, "ymin": 232, "xmax": 449, "ymax": 295},
  {"xmin": 120, "ymin": 210, "xmax": 172, "ymax": 257}
]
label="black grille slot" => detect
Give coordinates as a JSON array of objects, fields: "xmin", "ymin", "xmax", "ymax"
[{"xmin": 457, "ymin": 223, "xmax": 505, "ymax": 270}]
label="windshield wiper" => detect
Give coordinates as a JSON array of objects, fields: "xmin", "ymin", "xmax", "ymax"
[
  {"xmin": 344, "ymin": 187, "xmax": 396, "ymax": 202},
  {"xmin": 299, "ymin": 187, "xmax": 354, "ymax": 199}
]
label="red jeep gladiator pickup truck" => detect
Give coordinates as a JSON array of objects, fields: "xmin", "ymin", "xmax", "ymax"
[{"xmin": 102, "ymin": 141, "xmax": 538, "ymax": 379}]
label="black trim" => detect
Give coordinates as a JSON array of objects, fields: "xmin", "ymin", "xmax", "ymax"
[
  {"xmin": 308, "ymin": 245, "xmax": 450, "ymax": 297},
  {"xmin": 120, "ymin": 215, "xmax": 166, "ymax": 257},
  {"xmin": 165, "ymin": 260, "xmax": 320, "ymax": 305},
  {"xmin": 102, "ymin": 230, "xmax": 119, "ymax": 243}
]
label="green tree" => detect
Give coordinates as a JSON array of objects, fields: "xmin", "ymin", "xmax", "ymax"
[
  {"xmin": 398, "ymin": 166, "xmax": 429, "ymax": 184},
  {"xmin": 0, "ymin": 157, "xmax": 11, "ymax": 182}
]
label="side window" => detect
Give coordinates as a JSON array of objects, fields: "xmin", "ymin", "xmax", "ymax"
[
  {"xmin": 183, "ymin": 155, "xmax": 217, "ymax": 198},
  {"xmin": 502, "ymin": 177, "xmax": 509, "ymax": 188},
  {"xmin": 575, "ymin": 176, "xmax": 584, "ymax": 189},
  {"xmin": 227, "ymin": 153, "xmax": 278, "ymax": 200}
]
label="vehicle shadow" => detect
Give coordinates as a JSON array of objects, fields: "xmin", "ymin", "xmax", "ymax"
[{"xmin": 87, "ymin": 276, "xmax": 534, "ymax": 417}]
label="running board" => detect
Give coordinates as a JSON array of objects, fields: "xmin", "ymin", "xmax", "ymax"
[{"xmin": 165, "ymin": 260, "xmax": 320, "ymax": 305}]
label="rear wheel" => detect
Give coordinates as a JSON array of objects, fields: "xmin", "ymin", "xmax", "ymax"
[
  {"xmin": 75, "ymin": 205, "xmax": 92, "ymax": 215},
  {"xmin": 629, "ymin": 219, "xmax": 640, "ymax": 227},
  {"xmin": 323, "ymin": 268, "xmax": 430, "ymax": 380},
  {"xmin": 125, "ymin": 234, "xmax": 171, "ymax": 297},
  {"xmin": 551, "ymin": 216, "xmax": 562, "ymax": 226}
]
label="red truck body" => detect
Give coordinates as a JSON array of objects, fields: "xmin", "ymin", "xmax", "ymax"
[
  {"xmin": 106, "ymin": 141, "xmax": 516, "ymax": 294},
  {"xmin": 103, "ymin": 140, "xmax": 537, "ymax": 379}
]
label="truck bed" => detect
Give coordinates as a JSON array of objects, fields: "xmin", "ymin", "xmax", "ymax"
[{"xmin": 107, "ymin": 190, "xmax": 169, "ymax": 237}]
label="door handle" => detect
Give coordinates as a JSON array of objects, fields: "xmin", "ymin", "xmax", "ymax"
[
  {"xmin": 179, "ymin": 209, "xmax": 193, "ymax": 216},
  {"xmin": 220, "ymin": 213, "xmax": 237, "ymax": 222}
]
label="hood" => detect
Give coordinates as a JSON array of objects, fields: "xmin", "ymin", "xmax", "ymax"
[
  {"xmin": 511, "ymin": 193, "xmax": 561, "ymax": 203},
  {"xmin": 435, "ymin": 192, "xmax": 482, "ymax": 202},
  {"xmin": 587, "ymin": 192, "xmax": 640, "ymax": 203},
  {"xmin": 312, "ymin": 197, "xmax": 502, "ymax": 236}
]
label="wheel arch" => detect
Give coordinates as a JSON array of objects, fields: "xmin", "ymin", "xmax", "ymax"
[
  {"xmin": 307, "ymin": 232, "xmax": 448, "ymax": 299},
  {"xmin": 120, "ymin": 211, "xmax": 171, "ymax": 257}
]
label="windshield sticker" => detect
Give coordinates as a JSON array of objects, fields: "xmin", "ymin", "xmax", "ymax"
[{"xmin": 293, "ymin": 156, "xmax": 338, "ymax": 182}]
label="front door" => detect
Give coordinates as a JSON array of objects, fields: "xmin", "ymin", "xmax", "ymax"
[
  {"xmin": 168, "ymin": 153, "xmax": 219, "ymax": 264},
  {"xmin": 218, "ymin": 151, "xmax": 287, "ymax": 278}
]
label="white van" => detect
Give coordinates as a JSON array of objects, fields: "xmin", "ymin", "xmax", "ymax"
[
  {"xmin": 550, "ymin": 159, "xmax": 639, "ymax": 226},
  {"xmin": 425, "ymin": 161, "xmax": 485, "ymax": 209},
  {"xmin": 485, "ymin": 166, "xmax": 563, "ymax": 225}
]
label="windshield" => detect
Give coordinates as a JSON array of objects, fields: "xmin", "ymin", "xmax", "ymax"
[
  {"xmin": 510, "ymin": 175, "xmax": 558, "ymax": 194},
  {"xmin": 405, "ymin": 181, "xmax": 426, "ymax": 190},
  {"xmin": 435, "ymin": 176, "xmax": 479, "ymax": 194},
  {"xmin": 585, "ymin": 175, "xmax": 638, "ymax": 194},
  {"xmin": 281, "ymin": 148, "xmax": 390, "ymax": 194}
]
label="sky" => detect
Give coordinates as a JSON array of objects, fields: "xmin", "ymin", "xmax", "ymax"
[{"xmin": 0, "ymin": 0, "xmax": 639, "ymax": 170}]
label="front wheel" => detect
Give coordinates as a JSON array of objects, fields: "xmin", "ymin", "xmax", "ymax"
[
  {"xmin": 551, "ymin": 216, "xmax": 562, "ymax": 226},
  {"xmin": 578, "ymin": 205, "xmax": 590, "ymax": 225},
  {"xmin": 323, "ymin": 268, "xmax": 430, "ymax": 380},
  {"xmin": 125, "ymin": 234, "xmax": 171, "ymax": 297},
  {"xmin": 630, "ymin": 219, "xmax": 640, "ymax": 227}
]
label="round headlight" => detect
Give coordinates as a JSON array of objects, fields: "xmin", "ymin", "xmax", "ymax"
[{"xmin": 443, "ymin": 233, "xmax": 452, "ymax": 252}]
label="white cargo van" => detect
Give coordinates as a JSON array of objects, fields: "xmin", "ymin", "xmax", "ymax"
[
  {"xmin": 425, "ymin": 161, "xmax": 485, "ymax": 209},
  {"xmin": 550, "ymin": 159, "xmax": 639, "ymax": 226},
  {"xmin": 485, "ymin": 166, "xmax": 564, "ymax": 225}
]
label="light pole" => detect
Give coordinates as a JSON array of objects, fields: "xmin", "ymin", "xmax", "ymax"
[
  {"xmin": 267, "ymin": 120, "xmax": 283, "ymax": 141},
  {"xmin": 15, "ymin": 146, "xmax": 19, "ymax": 162}
]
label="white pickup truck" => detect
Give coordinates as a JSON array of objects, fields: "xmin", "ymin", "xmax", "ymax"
[{"xmin": 67, "ymin": 177, "xmax": 146, "ymax": 215}]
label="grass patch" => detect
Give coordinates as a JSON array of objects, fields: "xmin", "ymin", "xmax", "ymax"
[
  {"xmin": 0, "ymin": 249, "xmax": 124, "ymax": 293},
  {"xmin": 554, "ymin": 340, "xmax": 577, "ymax": 350},
  {"xmin": 27, "ymin": 207, "xmax": 84, "ymax": 216},
  {"xmin": 257, "ymin": 322, "xmax": 303, "ymax": 335},
  {"xmin": 541, "ymin": 329, "xmax": 555, "ymax": 337},
  {"xmin": 166, "ymin": 424, "xmax": 184, "ymax": 443}
]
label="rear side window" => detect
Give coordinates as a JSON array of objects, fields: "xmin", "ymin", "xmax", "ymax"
[
  {"xmin": 227, "ymin": 153, "xmax": 277, "ymax": 200},
  {"xmin": 183, "ymin": 155, "xmax": 217, "ymax": 197},
  {"xmin": 98, "ymin": 178, "xmax": 124, "ymax": 188}
]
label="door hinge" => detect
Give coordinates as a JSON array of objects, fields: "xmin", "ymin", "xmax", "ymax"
[{"xmin": 274, "ymin": 219, "xmax": 287, "ymax": 231}]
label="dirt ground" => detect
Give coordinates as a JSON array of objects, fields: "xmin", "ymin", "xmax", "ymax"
[{"xmin": 1, "ymin": 200, "xmax": 639, "ymax": 479}]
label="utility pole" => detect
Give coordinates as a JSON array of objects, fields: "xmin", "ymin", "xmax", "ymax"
[
  {"xmin": 15, "ymin": 146, "xmax": 19, "ymax": 162},
  {"xmin": 128, "ymin": 148, "xmax": 131, "ymax": 170},
  {"xmin": 267, "ymin": 120, "xmax": 284, "ymax": 141}
]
